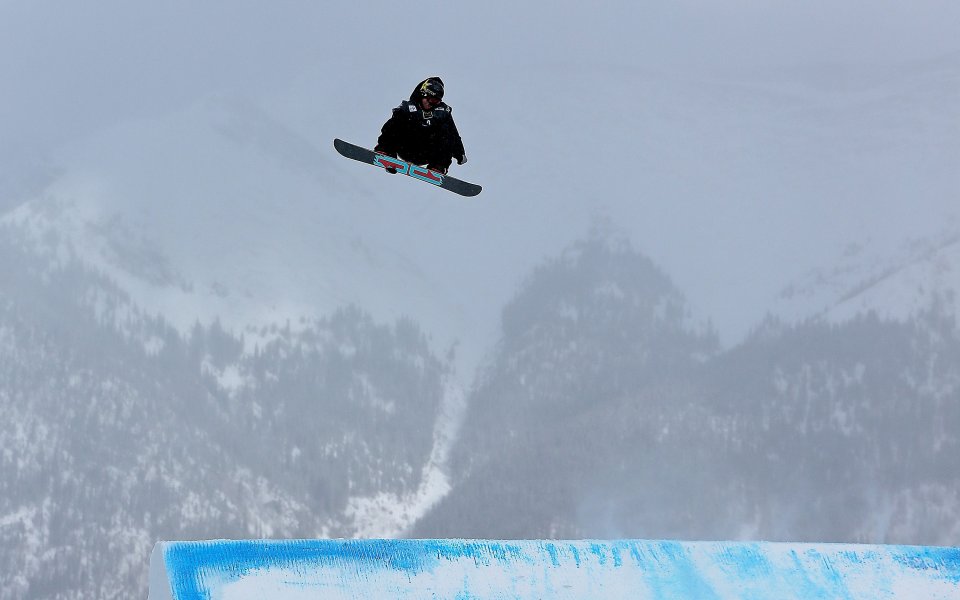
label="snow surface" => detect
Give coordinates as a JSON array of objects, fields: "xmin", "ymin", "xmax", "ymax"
[
  {"xmin": 772, "ymin": 225, "xmax": 960, "ymax": 325},
  {"xmin": 150, "ymin": 538, "xmax": 960, "ymax": 600}
]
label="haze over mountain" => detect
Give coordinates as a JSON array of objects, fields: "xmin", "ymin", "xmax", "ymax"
[
  {"xmin": 5, "ymin": 50, "xmax": 958, "ymax": 377},
  {"xmin": 1, "ymin": 2, "xmax": 958, "ymax": 599}
]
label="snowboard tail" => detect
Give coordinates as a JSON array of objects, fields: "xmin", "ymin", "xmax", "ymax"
[{"xmin": 334, "ymin": 138, "xmax": 481, "ymax": 197}]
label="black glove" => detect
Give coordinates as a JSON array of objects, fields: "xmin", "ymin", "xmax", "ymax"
[{"xmin": 456, "ymin": 154, "xmax": 467, "ymax": 165}]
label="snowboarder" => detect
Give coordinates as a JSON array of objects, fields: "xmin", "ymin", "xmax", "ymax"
[{"xmin": 374, "ymin": 77, "xmax": 467, "ymax": 175}]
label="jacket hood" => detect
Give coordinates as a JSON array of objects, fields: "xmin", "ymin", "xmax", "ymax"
[{"xmin": 409, "ymin": 77, "xmax": 445, "ymax": 102}]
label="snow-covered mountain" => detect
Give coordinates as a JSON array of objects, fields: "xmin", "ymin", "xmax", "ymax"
[
  {"xmin": 415, "ymin": 233, "xmax": 960, "ymax": 544},
  {"xmin": 773, "ymin": 224, "xmax": 960, "ymax": 326}
]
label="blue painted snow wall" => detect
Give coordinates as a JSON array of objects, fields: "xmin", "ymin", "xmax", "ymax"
[{"xmin": 148, "ymin": 538, "xmax": 960, "ymax": 599}]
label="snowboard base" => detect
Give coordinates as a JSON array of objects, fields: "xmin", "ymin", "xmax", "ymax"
[{"xmin": 334, "ymin": 138, "xmax": 481, "ymax": 197}]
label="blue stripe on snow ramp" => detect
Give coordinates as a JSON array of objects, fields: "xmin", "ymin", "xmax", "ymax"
[{"xmin": 148, "ymin": 538, "xmax": 960, "ymax": 600}]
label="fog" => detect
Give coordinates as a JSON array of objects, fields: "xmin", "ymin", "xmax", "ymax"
[
  {"xmin": 3, "ymin": 1, "xmax": 958, "ymax": 146},
  {"xmin": 1, "ymin": 2, "xmax": 959, "ymax": 598}
]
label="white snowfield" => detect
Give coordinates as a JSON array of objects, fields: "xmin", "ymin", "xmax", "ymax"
[{"xmin": 148, "ymin": 538, "xmax": 960, "ymax": 600}]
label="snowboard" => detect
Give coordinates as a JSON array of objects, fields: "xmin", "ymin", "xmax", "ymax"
[{"xmin": 334, "ymin": 138, "xmax": 482, "ymax": 197}]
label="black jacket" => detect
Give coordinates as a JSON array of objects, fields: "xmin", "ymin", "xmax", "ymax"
[{"xmin": 375, "ymin": 78, "xmax": 466, "ymax": 171}]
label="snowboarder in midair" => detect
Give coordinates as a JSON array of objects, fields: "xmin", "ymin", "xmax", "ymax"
[{"xmin": 374, "ymin": 77, "xmax": 467, "ymax": 175}]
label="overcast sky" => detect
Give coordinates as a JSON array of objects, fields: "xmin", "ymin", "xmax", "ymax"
[
  {"xmin": 2, "ymin": 1, "xmax": 958, "ymax": 151},
  {"xmin": 2, "ymin": 1, "xmax": 957, "ymax": 350}
]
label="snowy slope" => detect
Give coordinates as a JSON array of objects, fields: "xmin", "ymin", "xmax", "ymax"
[{"xmin": 773, "ymin": 225, "xmax": 960, "ymax": 325}]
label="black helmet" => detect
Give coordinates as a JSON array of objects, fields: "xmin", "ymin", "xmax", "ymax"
[{"xmin": 419, "ymin": 77, "xmax": 444, "ymax": 100}]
